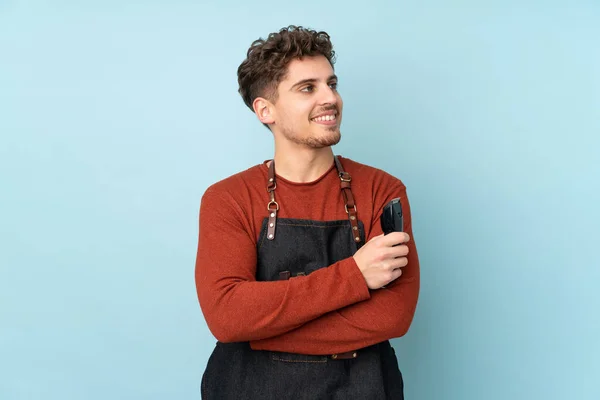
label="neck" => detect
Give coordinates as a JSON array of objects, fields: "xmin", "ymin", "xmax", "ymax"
[{"xmin": 270, "ymin": 144, "xmax": 335, "ymax": 183}]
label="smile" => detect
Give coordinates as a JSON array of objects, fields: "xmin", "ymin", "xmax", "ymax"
[{"xmin": 311, "ymin": 114, "xmax": 337, "ymax": 123}]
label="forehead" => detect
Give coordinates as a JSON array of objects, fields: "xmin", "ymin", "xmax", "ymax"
[{"xmin": 281, "ymin": 55, "xmax": 334, "ymax": 85}]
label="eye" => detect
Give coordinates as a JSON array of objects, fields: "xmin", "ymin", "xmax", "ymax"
[
  {"xmin": 300, "ymin": 85, "xmax": 314, "ymax": 92},
  {"xmin": 329, "ymin": 82, "xmax": 338, "ymax": 90}
]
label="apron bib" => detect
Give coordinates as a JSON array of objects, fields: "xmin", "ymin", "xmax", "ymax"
[{"xmin": 201, "ymin": 156, "xmax": 404, "ymax": 399}]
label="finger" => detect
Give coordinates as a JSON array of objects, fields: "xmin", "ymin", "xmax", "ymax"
[
  {"xmin": 389, "ymin": 244, "xmax": 409, "ymax": 258},
  {"xmin": 385, "ymin": 257, "xmax": 407, "ymax": 271},
  {"xmin": 380, "ymin": 245, "xmax": 407, "ymax": 261},
  {"xmin": 398, "ymin": 257, "xmax": 408, "ymax": 268},
  {"xmin": 391, "ymin": 257, "xmax": 408, "ymax": 270},
  {"xmin": 381, "ymin": 232, "xmax": 410, "ymax": 246},
  {"xmin": 369, "ymin": 233, "xmax": 385, "ymax": 242},
  {"xmin": 389, "ymin": 267, "xmax": 403, "ymax": 283}
]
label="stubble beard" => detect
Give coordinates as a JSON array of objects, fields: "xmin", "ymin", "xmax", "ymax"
[{"xmin": 282, "ymin": 125, "xmax": 342, "ymax": 149}]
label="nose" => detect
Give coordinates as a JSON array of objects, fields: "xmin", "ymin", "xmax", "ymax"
[{"xmin": 318, "ymin": 83, "xmax": 338, "ymax": 106}]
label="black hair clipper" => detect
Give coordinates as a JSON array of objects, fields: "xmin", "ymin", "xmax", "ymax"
[{"xmin": 380, "ymin": 197, "xmax": 403, "ymax": 234}]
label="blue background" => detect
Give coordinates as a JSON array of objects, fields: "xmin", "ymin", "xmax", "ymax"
[{"xmin": 1, "ymin": 1, "xmax": 599, "ymax": 399}]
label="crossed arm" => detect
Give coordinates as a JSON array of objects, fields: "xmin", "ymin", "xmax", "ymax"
[
  {"xmin": 195, "ymin": 185, "xmax": 419, "ymax": 354},
  {"xmin": 250, "ymin": 189, "xmax": 420, "ymax": 354}
]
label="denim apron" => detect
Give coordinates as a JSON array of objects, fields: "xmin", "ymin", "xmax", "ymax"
[{"xmin": 201, "ymin": 156, "xmax": 404, "ymax": 399}]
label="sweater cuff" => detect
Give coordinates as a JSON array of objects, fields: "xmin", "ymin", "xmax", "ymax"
[{"xmin": 341, "ymin": 257, "xmax": 371, "ymax": 302}]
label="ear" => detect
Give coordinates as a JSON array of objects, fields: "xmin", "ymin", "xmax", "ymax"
[{"xmin": 253, "ymin": 97, "xmax": 275, "ymax": 125}]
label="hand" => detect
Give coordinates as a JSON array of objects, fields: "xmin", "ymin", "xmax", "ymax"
[{"xmin": 352, "ymin": 232, "xmax": 410, "ymax": 289}]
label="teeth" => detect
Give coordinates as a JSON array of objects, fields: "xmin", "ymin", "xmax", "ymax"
[{"xmin": 312, "ymin": 115, "xmax": 336, "ymax": 122}]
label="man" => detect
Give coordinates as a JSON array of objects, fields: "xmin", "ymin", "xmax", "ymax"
[{"xmin": 195, "ymin": 25, "xmax": 420, "ymax": 399}]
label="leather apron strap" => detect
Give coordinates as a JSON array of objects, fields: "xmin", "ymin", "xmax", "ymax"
[
  {"xmin": 333, "ymin": 156, "xmax": 361, "ymax": 244},
  {"xmin": 265, "ymin": 155, "xmax": 361, "ymax": 245},
  {"xmin": 266, "ymin": 161, "xmax": 278, "ymax": 240}
]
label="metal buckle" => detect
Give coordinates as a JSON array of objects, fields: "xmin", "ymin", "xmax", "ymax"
[
  {"xmin": 339, "ymin": 172, "xmax": 351, "ymax": 182},
  {"xmin": 267, "ymin": 200, "xmax": 279, "ymax": 211}
]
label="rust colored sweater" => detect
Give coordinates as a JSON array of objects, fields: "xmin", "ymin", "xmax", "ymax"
[{"xmin": 195, "ymin": 156, "xmax": 420, "ymax": 355}]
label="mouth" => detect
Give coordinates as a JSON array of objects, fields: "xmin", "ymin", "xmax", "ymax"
[{"xmin": 310, "ymin": 112, "xmax": 338, "ymax": 125}]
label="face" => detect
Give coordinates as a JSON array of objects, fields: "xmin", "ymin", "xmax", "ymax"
[{"xmin": 255, "ymin": 55, "xmax": 343, "ymax": 148}]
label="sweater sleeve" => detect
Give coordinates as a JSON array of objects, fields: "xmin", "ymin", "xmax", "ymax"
[
  {"xmin": 194, "ymin": 186, "xmax": 371, "ymax": 343},
  {"xmin": 249, "ymin": 184, "xmax": 420, "ymax": 355}
]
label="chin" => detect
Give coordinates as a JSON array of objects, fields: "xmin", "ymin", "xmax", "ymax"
[
  {"xmin": 280, "ymin": 125, "xmax": 341, "ymax": 148},
  {"xmin": 309, "ymin": 130, "xmax": 341, "ymax": 148}
]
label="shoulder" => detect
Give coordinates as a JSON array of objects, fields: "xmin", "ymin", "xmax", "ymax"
[
  {"xmin": 201, "ymin": 162, "xmax": 266, "ymax": 205},
  {"xmin": 337, "ymin": 156, "xmax": 406, "ymax": 191}
]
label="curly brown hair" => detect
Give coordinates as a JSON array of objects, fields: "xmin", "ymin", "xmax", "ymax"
[{"xmin": 237, "ymin": 25, "xmax": 337, "ymax": 114}]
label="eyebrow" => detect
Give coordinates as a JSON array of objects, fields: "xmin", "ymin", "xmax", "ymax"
[{"xmin": 290, "ymin": 74, "xmax": 338, "ymax": 91}]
